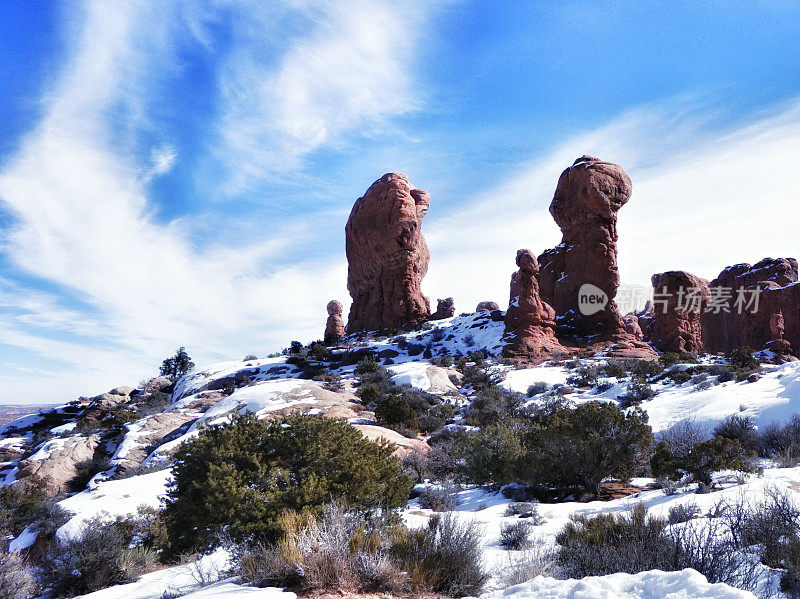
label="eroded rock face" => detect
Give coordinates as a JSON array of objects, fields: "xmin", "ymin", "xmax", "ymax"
[
  {"xmin": 650, "ymin": 271, "xmax": 710, "ymax": 353},
  {"xmin": 17, "ymin": 435, "xmax": 100, "ymax": 496},
  {"xmin": 623, "ymin": 313, "xmax": 643, "ymax": 340},
  {"xmin": 345, "ymin": 173, "xmax": 431, "ymax": 333},
  {"xmin": 502, "ymin": 249, "xmax": 564, "ymax": 360},
  {"xmin": 765, "ymin": 311, "xmax": 794, "ymax": 359},
  {"xmin": 702, "ymin": 258, "xmax": 798, "ymax": 353},
  {"xmin": 431, "ymin": 297, "xmax": 455, "ymax": 320},
  {"xmin": 476, "ymin": 301, "xmax": 500, "ymax": 312},
  {"xmin": 537, "ymin": 156, "xmax": 632, "ymax": 340},
  {"xmin": 324, "ymin": 300, "xmax": 346, "ymax": 343}
]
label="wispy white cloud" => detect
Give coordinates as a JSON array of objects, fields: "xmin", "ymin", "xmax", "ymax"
[
  {"xmin": 0, "ymin": 0, "xmax": 426, "ymax": 403},
  {"xmin": 213, "ymin": 0, "xmax": 437, "ymax": 192}
]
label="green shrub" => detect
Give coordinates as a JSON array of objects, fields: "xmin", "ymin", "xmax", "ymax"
[
  {"xmin": 69, "ymin": 454, "xmax": 111, "ymax": 492},
  {"xmin": 38, "ymin": 513, "xmax": 159, "ymax": 596},
  {"xmin": 565, "ymin": 364, "xmax": 599, "ymax": 388},
  {"xmin": 618, "ymin": 382, "xmax": 656, "ymax": 408},
  {"xmin": 520, "ymin": 402, "xmax": 654, "ymax": 499},
  {"xmin": 163, "ymin": 413, "xmax": 412, "ymax": 554},
  {"xmin": 455, "ymin": 421, "xmax": 526, "ymax": 485},
  {"xmin": 556, "ymin": 503, "xmax": 675, "ymax": 577},
  {"xmin": 526, "ymin": 382, "xmax": 550, "ymax": 397},
  {"xmin": 714, "ymin": 414, "xmax": 759, "ymax": 452},
  {"xmin": 500, "ymin": 521, "xmax": 532, "ymax": 550},
  {"xmin": 600, "ymin": 359, "xmax": 629, "ymax": 379},
  {"xmin": 667, "ymin": 369, "xmax": 692, "ymax": 384},
  {"xmin": 391, "ymin": 514, "xmax": 486, "ymax": 596},
  {"xmin": 685, "ymin": 437, "xmax": 758, "ymax": 485},
  {"xmin": 466, "ymin": 386, "xmax": 524, "ymax": 426},
  {"xmin": 729, "ymin": 346, "xmax": 759, "ymax": 370},
  {"xmin": 660, "ymin": 352, "xmax": 699, "ymax": 368}
]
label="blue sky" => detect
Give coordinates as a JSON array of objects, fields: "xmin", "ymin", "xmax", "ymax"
[{"xmin": 2, "ymin": 1, "xmax": 800, "ymax": 404}]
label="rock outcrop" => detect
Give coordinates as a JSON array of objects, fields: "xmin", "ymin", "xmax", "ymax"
[
  {"xmin": 622, "ymin": 313, "xmax": 643, "ymax": 339},
  {"xmin": 502, "ymin": 249, "xmax": 564, "ymax": 360},
  {"xmin": 702, "ymin": 258, "xmax": 798, "ymax": 354},
  {"xmin": 345, "ymin": 173, "xmax": 431, "ymax": 333},
  {"xmin": 17, "ymin": 435, "xmax": 101, "ymax": 495},
  {"xmin": 537, "ymin": 156, "xmax": 632, "ymax": 340},
  {"xmin": 476, "ymin": 301, "xmax": 500, "ymax": 312},
  {"xmin": 765, "ymin": 311, "xmax": 795, "ymax": 360},
  {"xmin": 650, "ymin": 271, "xmax": 710, "ymax": 353},
  {"xmin": 324, "ymin": 300, "xmax": 346, "ymax": 343},
  {"xmin": 431, "ymin": 297, "xmax": 455, "ymax": 320}
]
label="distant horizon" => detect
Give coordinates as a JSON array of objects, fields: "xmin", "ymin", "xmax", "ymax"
[{"xmin": 2, "ymin": 1, "xmax": 800, "ymax": 404}]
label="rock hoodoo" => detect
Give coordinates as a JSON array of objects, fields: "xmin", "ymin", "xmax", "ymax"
[
  {"xmin": 702, "ymin": 258, "xmax": 798, "ymax": 354},
  {"xmin": 765, "ymin": 311, "xmax": 795, "ymax": 360},
  {"xmin": 537, "ymin": 156, "xmax": 632, "ymax": 340},
  {"xmin": 502, "ymin": 249, "xmax": 564, "ymax": 360},
  {"xmin": 431, "ymin": 297, "xmax": 456, "ymax": 320},
  {"xmin": 650, "ymin": 271, "xmax": 710, "ymax": 353},
  {"xmin": 324, "ymin": 300, "xmax": 346, "ymax": 343},
  {"xmin": 622, "ymin": 313, "xmax": 644, "ymax": 340},
  {"xmin": 345, "ymin": 173, "xmax": 431, "ymax": 333},
  {"xmin": 476, "ymin": 301, "xmax": 500, "ymax": 312}
]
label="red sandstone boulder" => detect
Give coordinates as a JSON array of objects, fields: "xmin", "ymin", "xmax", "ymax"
[
  {"xmin": 537, "ymin": 156, "xmax": 632, "ymax": 340},
  {"xmin": 431, "ymin": 297, "xmax": 455, "ymax": 320},
  {"xmin": 650, "ymin": 271, "xmax": 710, "ymax": 353},
  {"xmin": 476, "ymin": 301, "xmax": 500, "ymax": 312},
  {"xmin": 345, "ymin": 173, "xmax": 431, "ymax": 333},
  {"xmin": 324, "ymin": 300, "xmax": 346, "ymax": 343},
  {"xmin": 502, "ymin": 249, "xmax": 565, "ymax": 360}
]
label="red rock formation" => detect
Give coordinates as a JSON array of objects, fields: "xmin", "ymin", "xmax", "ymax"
[
  {"xmin": 476, "ymin": 301, "xmax": 500, "ymax": 312},
  {"xmin": 431, "ymin": 297, "xmax": 455, "ymax": 320},
  {"xmin": 764, "ymin": 282, "xmax": 800, "ymax": 357},
  {"xmin": 650, "ymin": 271, "xmax": 710, "ymax": 353},
  {"xmin": 623, "ymin": 313, "xmax": 643, "ymax": 340},
  {"xmin": 701, "ymin": 258, "xmax": 798, "ymax": 353},
  {"xmin": 765, "ymin": 311, "xmax": 794, "ymax": 359},
  {"xmin": 502, "ymin": 249, "xmax": 565, "ymax": 360},
  {"xmin": 537, "ymin": 156, "xmax": 632, "ymax": 340},
  {"xmin": 324, "ymin": 300, "xmax": 346, "ymax": 343},
  {"xmin": 345, "ymin": 173, "xmax": 431, "ymax": 333}
]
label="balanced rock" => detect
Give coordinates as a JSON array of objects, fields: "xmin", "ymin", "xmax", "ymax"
[
  {"xmin": 650, "ymin": 271, "xmax": 710, "ymax": 353},
  {"xmin": 502, "ymin": 249, "xmax": 564, "ymax": 360},
  {"xmin": 345, "ymin": 173, "xmax": 431, "ymax": 333},
  {"xmin": 324, "ymin": 300, "xmax": 346, "ymax": 343},
  {"xmin": 476, "ymin": 301, "xmax": 500, "ymax": 312},
  {"xmin": 537, "ymin": 156, "xmax": 632, "ymax": 340},
  {"xmin": 431, "ymin": 297, "xmax": 455, "ymax": 320}
]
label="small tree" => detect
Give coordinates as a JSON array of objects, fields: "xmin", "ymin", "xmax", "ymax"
[
  {"xmin": 521, "ymin": 402, "xmax": 654, "ymax": 498},
  {"xmin": 159, "ymin": 347, "xmax": 195, "ymax": 381},
  {"xmin": 163, "ymin": 412, "xmax": 412, "ymax": 555}
]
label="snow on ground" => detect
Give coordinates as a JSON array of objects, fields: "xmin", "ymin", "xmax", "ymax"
[
  {"xmin": 75, "ymin": 549, "xmax": 241, "ymax": 599},
  {"xmin": 173, "ymin": 357, "xmax": 293, "ymax": 400},
  {"xmin": 501, "ymin": 360, "xmax": 800, "ymax": 434},
  {"xmin": 199, "ymin": 379, "xmax": 313, "ymax": 422},
  {"xmin": 57, "ymin": 469, "xmax": 172, "ymax": 539},
  {"xmin": 644, "ymin": 361, "xmax": 800, "ymax": 433},
  {"xmin": 404, "ymin": 466, "xmax": 800, "ymax": 595},
  {"xmin": 177, "ymin": 583, "xmax": 296, "ymax": 599},
  {"xmin": 474, "ymin": 569, "xmax": 756, "ymax": 599}
]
